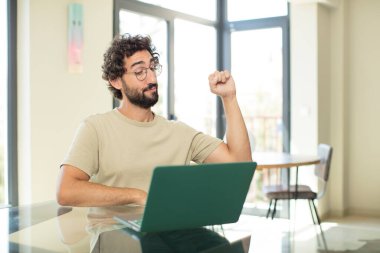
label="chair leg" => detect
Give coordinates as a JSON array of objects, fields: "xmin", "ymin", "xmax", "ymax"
[
  {"xmin": 311, "ymin": 199, "xmax": 321, "ymax": 225},
  {"xmin": 310, "ymin": 199, "xmax": 324, "ymax": 233},
  {"xmin": 271, "ymin": 199, "xmax": 278, "ymax": 219},
  {"xmin": 266, "ymin": 199, "xmax": 273, "ymax": 219},
  {"xmin": 308, "ymin": 199, "xmax": 317, "ymax": 225}
]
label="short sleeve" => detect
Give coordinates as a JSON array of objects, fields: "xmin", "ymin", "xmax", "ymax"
[
  {"xmin": 190, "ymin": 133, "xmax": 223, "ymax": 164},
  {"xmin": 61, "ymin": 120, "xmax": 99, "ymax": 177}
]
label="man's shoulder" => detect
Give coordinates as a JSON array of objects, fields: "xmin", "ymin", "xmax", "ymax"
[
  {"xmin": 157, "ymin": 117, "xmax": 201, "ymax": 135},
  {"xmin": 83, "ymin": 110, "xmax": 117, "ymax": 125},
  {"xmin": 156, "ymin": 116, "xmax": 186, "ymax": 127}
]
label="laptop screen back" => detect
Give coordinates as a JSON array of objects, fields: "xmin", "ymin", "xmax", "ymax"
[{"xmin": 139, "ymin": 162, "xmax": 256, "ymax": 232}]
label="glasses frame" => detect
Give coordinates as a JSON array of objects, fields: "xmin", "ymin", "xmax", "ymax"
[{"xmin": 125, "ymin": 62, "xmax": 162, "ymax": 81}]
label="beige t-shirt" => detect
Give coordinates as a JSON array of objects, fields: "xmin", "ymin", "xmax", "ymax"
[{"xmin": 62, "ymin": 109, "xmax": 223, "ymax": 191}]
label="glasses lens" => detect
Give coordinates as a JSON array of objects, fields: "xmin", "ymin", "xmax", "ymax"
[
  {"xmin": 154, "ymin": 64, "xmax": 162, "ymax": 76},
  {"xmin": 136, "ymin": 69, "xmax": 147, "ymax": 81}
]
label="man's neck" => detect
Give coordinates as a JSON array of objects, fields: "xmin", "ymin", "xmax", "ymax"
[{"xmin": 117, "ymin": 100, "xmax": 154, "ymax": 122}]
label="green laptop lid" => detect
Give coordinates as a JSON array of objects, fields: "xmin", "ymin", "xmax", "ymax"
[{"xmin": 140, "ymin": 162, "xmax": 256, "ymax": 232}]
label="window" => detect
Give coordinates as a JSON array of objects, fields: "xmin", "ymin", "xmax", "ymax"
[
  {"xmin": 174, "ymin": 19, "xmax": 216, "ymax": 135},
  {"xmin": 228, "ymin": 0, "xmax": 288, "ymax": 21},
  {"xmin": 119, "ymin": 10, "xmax": 168, "ymax": 117},
  {"xmin": 136, "ymin": 0, "xmax": 216, "ymax": 21},
  {"xmin": 228, "ymin": 0, "xmax": 290, "ymax": 216},
  {"xmin": 232, "ymin": 28, "xmax": 284, "ymax": 152},
  {"xmin": 114, "ymin": 0, "xmax": 218, "ymax": 129},
  {"xmin": 0, "ymin": 0, "xmax": 8, "ymax": 206},
  {"xmin": 232, "ymin": 27, "xmax": 287, "ymax": 212}
]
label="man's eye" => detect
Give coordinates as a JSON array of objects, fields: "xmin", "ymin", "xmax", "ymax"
[{"xmin": 135, "ymin": 70, "xmax": 144, "ymax": 76}]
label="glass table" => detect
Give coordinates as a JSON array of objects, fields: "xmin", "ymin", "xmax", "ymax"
[{"xmin": 1, "ymin": 201, "xmax": 251, "ymax": 253}]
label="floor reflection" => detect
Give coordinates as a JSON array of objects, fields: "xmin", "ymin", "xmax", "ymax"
[{"xmin": 236, "ymin": 215, "xmax": 380, "ymax": 253}]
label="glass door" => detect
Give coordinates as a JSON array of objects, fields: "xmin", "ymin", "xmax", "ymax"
[
  {"xmin": 232, "ymin": 28, "xmax": 284, "ymax": 152},
  {"xmin": 174, "ymin": 19, "xmax": 217, "ymax": 135},
  {"xmin": 231, "ymin": 27, "xmax": 288, "ymax": 216}
]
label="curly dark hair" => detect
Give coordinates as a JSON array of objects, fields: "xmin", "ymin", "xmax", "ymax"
[{"xmin": 101, "ymin": 34, "xmax": 159, "ymax": 100}]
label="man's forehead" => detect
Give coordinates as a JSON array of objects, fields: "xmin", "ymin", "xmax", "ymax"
[{"xmin": 124, "ymin": 50, "xmax": 153, "ymax": 68}]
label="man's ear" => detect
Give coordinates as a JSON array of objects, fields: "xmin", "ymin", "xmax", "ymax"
[{"xmin": 109, "ymin": 78, "xmax": 122, "ymax": 90}]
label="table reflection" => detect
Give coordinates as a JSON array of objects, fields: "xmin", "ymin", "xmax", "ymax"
[
  {"xmin": 91, "ymin": 226, "xmax": 248, "ymax": 253},
  {"xmin": 56, "ymin": 205, "xmax": 249, "ymax": 253},
  {"xmin": 5, "ymin": 202, "xmax": 250, "ymax": 253}
]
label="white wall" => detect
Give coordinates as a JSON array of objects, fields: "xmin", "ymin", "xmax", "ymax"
[
  {"xmin": 17, "ymin": 0, "xmax": 113, "ymax": 204},
  {"xmin": 291, "ymin": 0, "xmax": 380, "ymax": 217},
  {"xmin": 290, "ymin": 3, "xmax": 319, "ymax": 155},
  {"xmin": 345, "ymin": 0, "xmax": 380, "ymax": 216}
]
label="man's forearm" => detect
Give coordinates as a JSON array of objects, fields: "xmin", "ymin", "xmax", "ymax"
[
  {"xmin": 222, "ymin": 95, "xmax": 252, "ymax": 161},
  {"xmin": 57, "ymin": 178, "xmax": 146, "ymax": 207}
]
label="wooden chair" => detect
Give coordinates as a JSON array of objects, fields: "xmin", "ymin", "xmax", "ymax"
[{"xmin": 263, "ymin": 144, "xmax": 333, "ymax": 227}]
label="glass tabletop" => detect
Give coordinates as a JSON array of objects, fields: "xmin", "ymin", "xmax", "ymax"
[{"xmin": 1, "ymin": 201, "xmax": 251, "ymax": 253}]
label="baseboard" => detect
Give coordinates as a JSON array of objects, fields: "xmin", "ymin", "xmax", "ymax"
[
  {"xmin": 347, "ymin": 208, "xmax": 380, "ymax": 218},
  {"xmin": 321, "ymin": 208, "xmax": 380, "ymax": 219},
  {"xmin": 321, "ymin": 209, "xmax": 347, "ymax": 220}
]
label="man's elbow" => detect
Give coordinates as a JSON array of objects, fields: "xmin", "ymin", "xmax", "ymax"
[
  {"xmin": 243, "ymin": 152, "xmax": 253, "ymax": 162},
  {"xmin": 235, "ymin": 154, "xmax": 253, "ymax": 162},
  {"xmin": 228, "ymin": 144, "xmax": 253, "ymax": 162},
  {"xmin": 221, "ymin": 151, "xmax": 253, "ymax": 163},
  {"xmin": 56, "ymin": 185, "xmax": 73, "ymax": 206},
  {"xmin": 56, "ymin": 165, "xmax": 89, "ymax": 206}
]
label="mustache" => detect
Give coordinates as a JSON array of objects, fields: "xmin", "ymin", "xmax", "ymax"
[{"xmin": 143, "ymin": 83, "xmax": 158, "ymax": 92}]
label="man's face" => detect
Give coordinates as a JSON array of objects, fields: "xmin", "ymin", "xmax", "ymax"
[{"xmin": 121, "ymin": 50, "xmax": 159, "ymax": 109}]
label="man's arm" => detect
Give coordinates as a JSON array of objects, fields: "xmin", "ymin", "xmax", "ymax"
[
  {"xmin": 56, "ymin": 165, "xmax": 147, "ymax": 207},
  {"xmin": 204, "ymin": 70, "xmax": 252, "ymax": 163}
]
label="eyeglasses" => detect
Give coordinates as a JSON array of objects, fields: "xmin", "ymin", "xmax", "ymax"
[{"xmin": 126, "ymin": 63, "xmax": 162, "ymax": 81}]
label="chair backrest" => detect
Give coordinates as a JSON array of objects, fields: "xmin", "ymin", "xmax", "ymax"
[
  {"xmin": 314, "ymin": 144, "xmax": 333, "ymax": 199},
  {"xmin": 314, "ymin": 144, "xmax": 333, "ymax": 182}
]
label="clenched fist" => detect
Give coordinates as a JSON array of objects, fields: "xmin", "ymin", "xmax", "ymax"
[{"xmin": 208, "ymin": 70, "xmax": 236, "ymax": 99}]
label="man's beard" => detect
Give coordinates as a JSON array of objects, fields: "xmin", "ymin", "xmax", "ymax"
[{"xmin": 121, "ymin": 79, "xmax": 159, "ymax": 109}]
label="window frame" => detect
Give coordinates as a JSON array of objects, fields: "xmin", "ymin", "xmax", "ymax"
[{"xmin": 7, "ymin": 0, "xmax": 18, "ymax": 206}]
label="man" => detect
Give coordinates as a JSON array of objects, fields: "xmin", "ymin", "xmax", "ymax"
[{"xmin": 57, "ymin": 34, "xmax": 252, "ymax": 207}]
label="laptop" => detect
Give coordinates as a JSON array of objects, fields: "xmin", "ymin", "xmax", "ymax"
[{"xmin": 113, "ymin": 162, "xmax": 256, "ymax": 232}]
